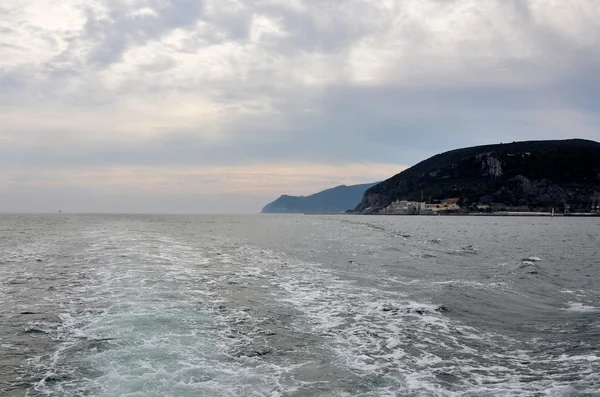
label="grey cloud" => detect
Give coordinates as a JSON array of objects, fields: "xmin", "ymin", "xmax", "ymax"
[
  {"xmin": 202, "ymin": 0, "xmax": 391, "ymax": 54},
  {"xmin": 3, "ymin": 71, "xmax": 598, "ymax": 171},
  {"xmin": 259, "ymin": 2, "xmax": 384, "ymax": 52},
  {"xmin": 82, "ymin": 0, "xmax": 206, "ymax": 67},
  {"xmin": 0, "ymin": 70, "xmax": 26, "ymax": 95},
  {"xmin": 138, "ymin": 55, "xmax": 178, "ymax": 72},
  {"xmin": 551, "ymin": 55, "xmax": 600, "ymax": 113}
]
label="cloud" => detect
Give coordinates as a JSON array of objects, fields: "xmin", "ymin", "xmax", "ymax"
[{"xmin": 1, "ymin": 0, "xmax": 599, "ymax": 212}]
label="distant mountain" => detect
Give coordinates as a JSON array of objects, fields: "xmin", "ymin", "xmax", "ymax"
[
  {"xmin": 262, "ymin": 183, "xmax": 377, "ymax": 214},
  {"xmin": 354, "ymin": 139, "xmax": 600, "ymax": 214}
]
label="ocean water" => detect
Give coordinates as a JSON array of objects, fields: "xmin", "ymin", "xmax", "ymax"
[{"xmin": 0, "ymin": 214, "xmax": 599, "ymax": 397}]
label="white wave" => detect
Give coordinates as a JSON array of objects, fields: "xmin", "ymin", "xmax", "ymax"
[
  {"xmin": 522, "ymin": 256, "xmax": 542, "ymax": 262},
  {"xmin": 563, "ymin": 302, "xmax": 599, "ymax": 312},
  {"xmin": 557, "ymin": 354, "xmax": 599, "ymax": 362},
  {"xmin": 30, "ymin": 228, "xmax": 307, "ymax": 397}
]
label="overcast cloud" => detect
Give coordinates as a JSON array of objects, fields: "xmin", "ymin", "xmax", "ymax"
[{"xmin": 1, "ymin": 0, "xmax": 599, "ymax": 213}]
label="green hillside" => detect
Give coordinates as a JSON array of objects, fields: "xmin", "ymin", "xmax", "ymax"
[{"xmin": 354, "ymin": 139, "xmax": 600, "ymax": 213}]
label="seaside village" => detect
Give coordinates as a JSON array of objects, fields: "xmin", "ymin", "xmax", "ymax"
[
  {"xmin": 379, "ymin": 197, "xmax": 600, "ymax": 215},
  {"xmin": 379, "ymin": 198, "xmax": 467, "ymax": 215}
]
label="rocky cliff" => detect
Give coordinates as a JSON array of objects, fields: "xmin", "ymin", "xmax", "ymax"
[
  {"xmin": 354, "ymin": 139, "xmax": 600, "ymax": 213},
  {"xmin": 262, "ymin": 183, "xmax": 377, "ymax": 214}
]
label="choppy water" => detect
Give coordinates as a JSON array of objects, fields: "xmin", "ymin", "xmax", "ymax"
[{"xmin": 1, "ymin": 214, "xmax": 599, "ymax": 397}]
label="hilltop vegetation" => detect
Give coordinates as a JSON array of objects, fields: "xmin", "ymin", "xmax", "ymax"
[{"xmin": 354, "ymin": 139, "xmax": 600, "ymax": 213}]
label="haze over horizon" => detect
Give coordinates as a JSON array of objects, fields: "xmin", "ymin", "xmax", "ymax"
[{"xmin": 2, "ymin": 0, "xmax": 600, "ymax": 213}]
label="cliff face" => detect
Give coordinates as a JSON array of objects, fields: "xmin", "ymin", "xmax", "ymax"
[
  {"xmin": 354, "ymin": 139, "xmax": 600, "ymax": 213},
  {"xmin": 262, "ymin": 182, "xmax": 377, "ymax": 214}
]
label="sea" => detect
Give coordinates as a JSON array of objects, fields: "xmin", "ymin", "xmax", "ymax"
[{"xmin": 0, "ymin": 214, "xmax": 599, "ymax": 397}]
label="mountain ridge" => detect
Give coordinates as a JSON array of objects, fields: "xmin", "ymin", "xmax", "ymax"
[{"xmin": 262, "ymin": 182, "xmax": 377, "ymax": 214}]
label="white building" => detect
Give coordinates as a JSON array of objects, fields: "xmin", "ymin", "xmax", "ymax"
[{"xmin": 381, "ymin": 200, "xmax": 426, "ymax": 215}]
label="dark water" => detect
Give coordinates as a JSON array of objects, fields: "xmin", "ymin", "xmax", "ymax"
[{"xmin": 1, "ymin": 214, "xmax": 599, "ymax": 396}]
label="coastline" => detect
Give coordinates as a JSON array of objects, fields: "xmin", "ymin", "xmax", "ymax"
[{"xmin": 303, "ymin": 212, "xmax": 600, "ymax": 217}]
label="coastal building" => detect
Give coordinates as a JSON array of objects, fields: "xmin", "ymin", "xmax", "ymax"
[
  {"xmin": 380, "ymin": 197, "xmax": 464, "ymax": 214},
  {"xmin": 425, "ymin": 199, "xmax": 461, "ymax": 212},
  {"xmin": 381, "ymin": 200, "xmax": 426, "ymax": 215}
]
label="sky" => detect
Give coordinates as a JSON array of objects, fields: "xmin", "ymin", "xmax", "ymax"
[{"xmin": 1, "ymin": 0, "xmax": 599, "ymax": 213}]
